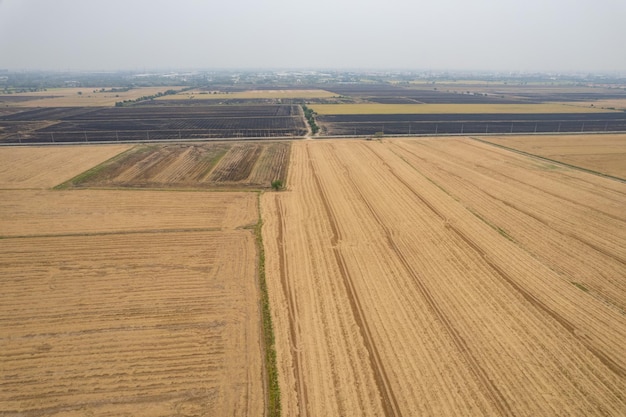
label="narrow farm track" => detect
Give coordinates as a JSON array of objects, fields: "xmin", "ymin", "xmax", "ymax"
[{"xmin": 262, "ymin": 139, "xmax": 626, "ymax": 416}]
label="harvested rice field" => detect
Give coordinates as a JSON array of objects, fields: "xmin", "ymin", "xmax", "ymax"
[
  {"xmin": 0, "ymin": 146, "xmax": 266, "ymax": 416},
  {"xmin": 62, "ymin": 142, "xmax": 290, "ymax": 189},
  {"xmin": 261, "ymin": 138, "xmax": 626, "ymax": 417},
  {"xmin": 477, "ymin": 133, "xmax": 626, "ymax": 179},
  {"xmin": 2, "ymin": 135, "xmax": 625, "ymax": 417},
  {"xmin": 0, "ymin": 145, "xmax": 130, "ymax": 189}
]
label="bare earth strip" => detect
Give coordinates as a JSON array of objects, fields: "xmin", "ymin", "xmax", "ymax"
[
  {"xmin": 0, "ymin": 145, "xmax": 130, "ymax": 189},
  {"xmin": 262, "ymin": 139, "xmax": 626, "ymax": 416},
  {"xmin": 477, "ymin": 134, "xmax": 626, "ymax": 179}
]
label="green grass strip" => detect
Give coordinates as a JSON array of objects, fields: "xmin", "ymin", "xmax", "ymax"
[{"xmin": 572, "ymin": 282, "xmax": 590, "ymax": 293}]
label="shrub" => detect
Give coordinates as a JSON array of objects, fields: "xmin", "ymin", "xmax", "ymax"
[{"xmin": 271, "ymin": 179, "xmax": 283, "ymax": 191}]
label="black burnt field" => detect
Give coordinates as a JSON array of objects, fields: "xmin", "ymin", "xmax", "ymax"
[
  {"xmin": 324, "ymin": 84, "xmax": 525, "ymax": 104},
  {"xmin": 0, "ymin": 104, "xmax": 307, "ymax": 143},
  {"xmin": 324, "ymin": 83, "xmax": 626, "ymax": 104},
  {"xmin": 2, "ymin": 80, "xmax": 626, "ymax": 143},
  {"xmin": 318, "ymin": 113, "xmax": 626, "ymax": 136}
]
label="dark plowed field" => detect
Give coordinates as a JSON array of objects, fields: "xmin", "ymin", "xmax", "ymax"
[
  {"xmin": 325, "ymin": 84, "xmax": 526, "ymax": 104},
  {"xmin": 324, "ymin": 83, "xmax": 626, "ymax": 104},
  {"xmin": 318, "ymin": 113, "xmax": 626, "ymax": 136},
  {"xmin": 0, "ymin": 105, "xmax": 307, "ymax": 143}
]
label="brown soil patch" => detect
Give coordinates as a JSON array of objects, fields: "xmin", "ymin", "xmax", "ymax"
[{"xmin": 262, "ymin": 139, "xmax": 626, "ymax": 416}]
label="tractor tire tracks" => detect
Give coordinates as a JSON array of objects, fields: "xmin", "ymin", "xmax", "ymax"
[
  {"xmin": 380, "ymin": 142, "xmax": 626, "ymax": 379},
  {"xmin": 306, "ymin": 144, "xmax": 403, "ymax": 417},
  {"xmin": 274, "ymin": 196, "xmax": 309, "ymax": 417}
]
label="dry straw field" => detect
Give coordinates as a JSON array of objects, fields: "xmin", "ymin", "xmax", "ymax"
[
  {"xmin": 0, "ymin": 145, "xmax": 265, "ymax": 416},
  {"xmin": 478, "ymin": 133, "xmax": 626, "ymax": 179},
  {"xmin": 262, "ymin": 139, "xmax": 626, "ymax": 416},
  {"xmin": 0, "ymin": 145, "xmax": 130, "ymax": 189},
  {"xmin": 1, "ymin": 134, "xmax": 625, "ymax": 417}
]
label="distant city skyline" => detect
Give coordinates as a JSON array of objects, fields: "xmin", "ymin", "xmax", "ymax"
[{"xmin": 1, "ymin": 0, "xmax": 625, "ymax": 73}]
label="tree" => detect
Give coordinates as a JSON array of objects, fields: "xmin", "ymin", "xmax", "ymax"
[{"xmin": 271, "ymin": 179, "xmax": 283, "ymax": 191}]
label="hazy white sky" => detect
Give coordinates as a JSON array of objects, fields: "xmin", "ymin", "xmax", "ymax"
[{"xmin": 1, "ymin": 0, "xmax": 625, "ymax": 72}]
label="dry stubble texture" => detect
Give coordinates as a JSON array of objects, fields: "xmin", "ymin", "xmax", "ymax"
[
  {"xmin": 0, "ymin": 188, "xmax": 264, "ymax": 416},
  {"xmin": 478, "ymin": 134, "xmax": 626, "ymax": 178},
  {"xmin": 0, "ymin": 145, "xmax": 130, "ymax": 189},
  {"xmin": 261, "ymin": 139, "xmax": 626, "ymax": 417}
]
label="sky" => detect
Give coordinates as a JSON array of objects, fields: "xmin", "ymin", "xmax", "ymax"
[{"xmin": 1, "ymin": 0, "xmax": 625, "ymax": 73}]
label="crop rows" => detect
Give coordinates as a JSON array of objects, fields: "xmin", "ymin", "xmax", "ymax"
[
  {"xmin": 261, "ymin": 139, "xmax": 626, "ymax": 416},
  {"xmin": 0, "ymin": 186, "xmax": 263, "ymax": 416},
  {"xmin": 0, "ymin": 105, "xmax": 306, "ymax": 143},
  {"xmin": 318, "ymin": 113, "xmax": 626, "ymax": 136},
  {"xmin": 247, "ymin": 142, "xmax": 291, "ymax": 185},
  {"xmin": 324, "ymin": 83, "xmax": 626, "ymax": 104},
  {"xmin": 64, "ymin": 142, "xmax": 291, "ymax": 189}
]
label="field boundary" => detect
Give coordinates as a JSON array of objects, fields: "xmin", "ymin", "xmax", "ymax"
[
  {"xmin": 53, "ymin": 145, "xmax": 139, "ymax": 189},
  {"xmin": 468, "ymin": 136, "xmax": 626, "ymax": 183},
  {"xmin": 255, "ymin": 192, "xmax": 281, "ymax": 417},
  {"xmin": 0, "ymin": 227, "xmax": 224, "ymax": 240}
]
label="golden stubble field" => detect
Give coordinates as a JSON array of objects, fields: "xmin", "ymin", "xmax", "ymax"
[
  {"xmin": 2, "ymin": 135, "xmax": 626, "ymax": 417},
  {"xmin": 0, "ymin": 145, "xmax": 131, "ymax": 189},
  {"xmin": 477, "ymin": 133, "xmax": 626, "ymax": 179},
  {"xmin": 0, "ymin": 145, "xmax": 265, "ymax": 416},
  {"xmin": 261, "ymin": 138, "xmax": 626, "ymax": 416}
]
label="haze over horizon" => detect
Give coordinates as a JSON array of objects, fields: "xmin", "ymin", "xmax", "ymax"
[{"xmin": 1, "ymin": 0, "xmax": 625, "ymax": 73}]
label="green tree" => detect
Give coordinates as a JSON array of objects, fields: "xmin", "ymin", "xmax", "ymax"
[{"xmin": 271, "ymin": 179, "xmax": 283, "ymax": 191}]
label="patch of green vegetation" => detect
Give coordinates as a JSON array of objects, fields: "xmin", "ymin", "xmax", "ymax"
[
  {"xmin": 539, "ymin": 163, "xmax": 560, "ymax": 170},
  {"xmin": 114, "ymin": 87, "xmax": 191, "ymax": 106},
  {"xmin": 254, "ymin": 193, "xmax": 281, "ymax": 416},
  {"xmin": 572, "ymin": 282, "xmax": 589, "ymax": 292},
  {"xmin": 301, "ymin": 104, "xmax": 319, "ymax": 134},
  {"xmin": 199, "ymin": 145, "xmax": 230, "ymax": 177},
  {"xmin": 271, "ymin": 179, "xmax": 284, "ymax": 191},
  {"xmin": 468, "ymin": 207, "xmax": 515, "ymax": 243}
]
